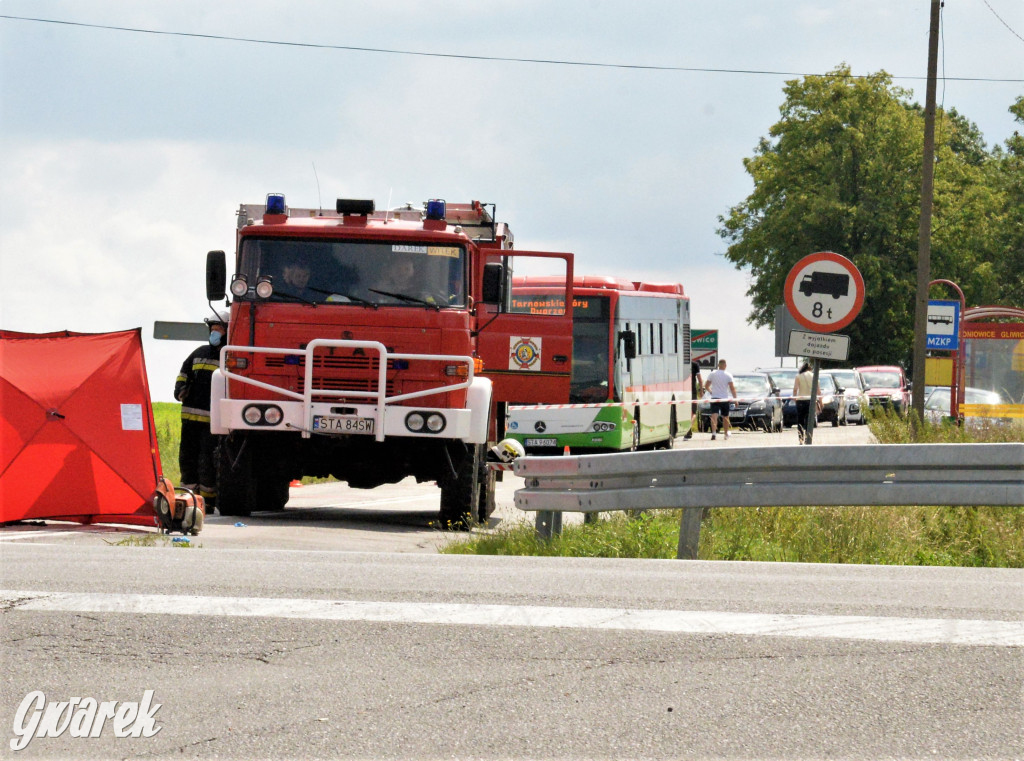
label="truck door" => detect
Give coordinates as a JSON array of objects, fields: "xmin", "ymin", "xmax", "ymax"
[{"xmin": 476, "ymin": 251, "xmax": 574, "ymax": 404}]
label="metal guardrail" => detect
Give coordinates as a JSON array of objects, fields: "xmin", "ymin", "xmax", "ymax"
[{"xmin": 513, "ymin": 443, "xmax": 1024, "ymax": 559}]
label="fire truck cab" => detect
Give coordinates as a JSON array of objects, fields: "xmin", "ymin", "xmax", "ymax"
[{"xmin": 206, "ymin": 194, "xmax": 573, "ymax": 527}]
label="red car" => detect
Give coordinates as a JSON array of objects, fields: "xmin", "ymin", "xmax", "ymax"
[{"xmin": 855, "ymin": 365, "xmax": 911, "ymax": 416}]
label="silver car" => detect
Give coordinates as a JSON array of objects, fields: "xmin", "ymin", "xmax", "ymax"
[
  {"xmin": 924, "ymin": 387, "xmax": 1009, "ymax": 427},
  {"xmin": 828, "ymin": 368, "xmax": 869, "ymax": 425}
]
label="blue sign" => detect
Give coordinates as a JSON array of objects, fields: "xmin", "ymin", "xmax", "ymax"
[{"xmin": 926, "ymin": 300, "xmax": 960, "ymax": 351}]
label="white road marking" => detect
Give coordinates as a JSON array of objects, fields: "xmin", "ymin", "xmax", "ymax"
[
  {"xmin": 2, "ymin": 590, "xmax": 1021, "ymax": 647},
  {"xmin": 0, "ymin": 530, "xmax": 104, "ymax": 542}
]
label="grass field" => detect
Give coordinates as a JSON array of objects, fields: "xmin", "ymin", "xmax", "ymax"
[
  {"xmin": 152, "ymin": 402, "xmax": 181, "ymax": 485},
  {"xmin": 441, "ymin": 412, "xmax": 1024, "ymax": 567}
]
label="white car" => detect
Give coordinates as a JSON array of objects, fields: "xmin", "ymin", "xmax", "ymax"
[
  {"xmin": 924, "ymin": 387, "xmax": 1009, "ymax": 427},
  {"xmin": 828, "ymin": 369, "xmax": 869, "ymax": 425}
]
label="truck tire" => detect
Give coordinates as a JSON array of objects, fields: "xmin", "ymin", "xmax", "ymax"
[
  {"xmin": 216, "ymin": 435, "xmax": 255, "ymax": 517},
  {"xmin": 439, "ymin": 442, "xmax": 481, "ymax": 530}
]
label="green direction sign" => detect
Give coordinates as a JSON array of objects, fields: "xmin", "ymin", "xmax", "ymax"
[{"xmin": 691, "ymin": 330, "xmax": 718, "ymax": 351}]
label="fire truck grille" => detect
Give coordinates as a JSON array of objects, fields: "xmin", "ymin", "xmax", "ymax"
[
  {"xmin": 264, "ymin": 355, "xmax": 391, "ymax": 371},
  {"xmin": 297, "ymin": 377, "xmax": 396, "ymax": 396}
]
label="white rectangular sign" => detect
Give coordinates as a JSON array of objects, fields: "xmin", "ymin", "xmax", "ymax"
[{"xmin": 788, "ymin": 330, "xmax": 850, "ymax": 361}]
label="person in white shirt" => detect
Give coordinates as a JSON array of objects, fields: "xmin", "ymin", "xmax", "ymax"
[{"xmin": 704, "ymin": 358, "xmax": 737, "ymax": 440}]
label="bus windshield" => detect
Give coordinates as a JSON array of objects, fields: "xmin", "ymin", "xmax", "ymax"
[{"xmin": 237, "ymin": 238, "xmax": 467, "ymax": 307}]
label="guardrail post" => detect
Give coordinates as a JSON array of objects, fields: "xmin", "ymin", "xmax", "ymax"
[
  {"xmin": 676, "ymin": 507, "xmax": 703, "ymax": 560},
  {"xmin": 535, "ymin": 511, "xmax": 562, "ymax": 540}
]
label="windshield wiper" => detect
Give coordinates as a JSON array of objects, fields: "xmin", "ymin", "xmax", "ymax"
[
  {"xmin": 307, "ymin": 287, "xmax": 377, "ymax": 308},
  {"xmin": 274, "ymin": 289, "xmax": 318, "ymax": 306},
  {"xmin": 368, "ymin": 288, "xmax": 441, "ymax": 311}
]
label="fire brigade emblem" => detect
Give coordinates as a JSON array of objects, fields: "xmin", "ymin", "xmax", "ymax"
[{"xmin": 509, "ymin": 336, "xmax": 542, "ymax": 371}]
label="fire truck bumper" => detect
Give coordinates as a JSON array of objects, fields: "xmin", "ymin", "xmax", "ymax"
[{"xmin": 214, "ymin": 399, "xmax": 482, "ymax": 443}]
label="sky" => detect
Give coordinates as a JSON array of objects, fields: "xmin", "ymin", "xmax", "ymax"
[{"xmin": 1, "ymin": 1, "xmax": 1022, "ymax": 402}]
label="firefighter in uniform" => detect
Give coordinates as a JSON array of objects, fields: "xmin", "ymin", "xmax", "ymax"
[{"xmin": 174, "ymin": 311, "xmax": 228, "ymax": 512}]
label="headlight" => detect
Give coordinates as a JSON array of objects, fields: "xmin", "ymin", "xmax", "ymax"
[
  {"xmin": 255, "ymin": 275, "xmax": 274, "ymax": 299},
  {"xmin": 241, "ymin": 404, "xmax": 283, "ymax": 426},
  {"xmin": 229, "ymin": 274, "xmax": 249, "ymax": 297},
  {"xmin": 890, "ymin": 392, "xmax": 903, "ymax": 401}
]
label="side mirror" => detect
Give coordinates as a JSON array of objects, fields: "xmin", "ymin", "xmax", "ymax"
[
  {"xmin": 206, "ymin": 250, "xmax": 227, "ymax": 301},
  {"xmin": 619, "ymin": 329, "xmax": 637, "ymax": 360},
  {"xmin": 481, "ymin": 262, "xmax": 504, "ymax": 304}
]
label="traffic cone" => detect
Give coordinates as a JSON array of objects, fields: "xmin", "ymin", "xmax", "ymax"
[
  {"xmin": 563, "ymin": 445, "xmax": 570, "ymax": 456},
  {"xmin": 290, "ymin": 479, "xmax": 303, "ymax": 488}
]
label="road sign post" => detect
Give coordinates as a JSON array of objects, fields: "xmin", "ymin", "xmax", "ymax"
[{"xmin": 784, "ymin": 252, "xmax": 864, "ymax": 445}]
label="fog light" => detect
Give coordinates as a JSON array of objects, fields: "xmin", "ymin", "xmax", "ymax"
[
  {"xmin": 263, "ymin": 406, "xmax": 283, "ymax": 425},
  {"xmin": 426, "ymin": 413, "xmax": 446, "ymax": 432},
  {"xmin": 230, "ymin": 274, "xmax": 249, "ymax": 297},
  {"xmin": 243, "ymin": 406, "xmax": 263, "ymax": 425},
  {"xmin": 255, "ymin": 276, "xmax": 274, "ymax": 299},
  {"xmin": 405, "ymin": 412, "xmax": 425, "ymax": 432}
]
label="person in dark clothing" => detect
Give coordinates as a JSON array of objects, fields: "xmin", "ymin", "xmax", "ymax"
[
  {"xmin": 174, "ymin": 311, "xmax": 228, "ymax": 511},
  {"xmin": 684, "ymin": 359, "xmax": 702, "ymax": 439}
]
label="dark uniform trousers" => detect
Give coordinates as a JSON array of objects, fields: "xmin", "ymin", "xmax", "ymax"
[{"xmin": 174, "ymin": 343, "xmax": 222, "ymax": 504}]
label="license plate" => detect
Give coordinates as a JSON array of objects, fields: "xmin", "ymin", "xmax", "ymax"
[
  {"xmin": 525, "ymin": 438, "xmax": 557, "ymax": 447},
  {"xmin": 312, "ymin": 415, "xmax": 374, "ymax": 434}
]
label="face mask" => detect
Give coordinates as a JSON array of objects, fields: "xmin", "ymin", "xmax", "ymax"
[{"xmin": 209, "ymin": 332, "xmax": 223, "ymax": 346}]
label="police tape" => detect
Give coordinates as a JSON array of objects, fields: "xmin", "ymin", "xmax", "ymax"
[{"xmin": 508, "ymin": 396, "xmax": 824, "ymax": 411}]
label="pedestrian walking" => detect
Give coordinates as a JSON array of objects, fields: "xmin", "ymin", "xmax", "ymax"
[{"xmin": 704, "ymin": 358, "xmax": 737, "ymax": 440}]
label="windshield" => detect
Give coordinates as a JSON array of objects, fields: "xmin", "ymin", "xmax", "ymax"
[
  {"xmin": 569, "ymin": 297, "xmax": 610, "ymax": 403},
  {"xmin": 831, "ymin": 370, "xmax": 860, "ymax": 389},
  {"xmin": 238, "ymin": 238, "xmax": 467, "ymax": 307},
  {"xmin": 733, "ymin": 375, "xmax": 772, "ymax": 396},
  {"xmin": 860, "ymin": 370, "xmax": 902, "ymax": 389},
  {"xmin": 818, "ymin": 375, "xmax": 836, "ymax": 393}
]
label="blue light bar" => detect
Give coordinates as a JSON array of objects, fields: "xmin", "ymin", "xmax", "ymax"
[
  {"xmin": 425, "ymin": 199, "xmax": 446, "ymax": 221},
  {"xmin": 266, "ymin": 193, "xmax": 287, "ymax": 215}
]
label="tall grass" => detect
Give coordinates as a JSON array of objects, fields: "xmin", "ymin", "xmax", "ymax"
[
  {"xmin": 152, "ymin": 402, "xmax": 181, "ymax": 484},
  {"xmin": 442, "ymin": 411, "xmax": 1024, "ymax": 567}
]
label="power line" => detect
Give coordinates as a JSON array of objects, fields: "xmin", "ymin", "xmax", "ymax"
[
  {"xmin": 981, "ymin": 0, "xmax": 1024, "ymax": 44},
  {"xmin": 1, "ymin": 13, "xmax": 1021, "ymax": 83}
]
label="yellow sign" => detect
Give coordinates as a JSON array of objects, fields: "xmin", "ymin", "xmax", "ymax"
[
  {"xmin": 960, "ymin": 403, "xmax": 1024, "ymax": 419},
  {"xmin": 427, "ymin": 246, "xmax": 460, "ymax": 258}
]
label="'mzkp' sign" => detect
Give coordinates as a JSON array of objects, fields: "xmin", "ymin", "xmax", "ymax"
[{"xmin": 926, "ymin": 300, "xmax": 960, "ymax": 351}]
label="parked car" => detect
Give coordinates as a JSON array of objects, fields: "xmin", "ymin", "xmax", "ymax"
[
  {"xmin": 856, "ymin": 365, "xmax": 911, "ymax": 415},
  {"xmin": 924, "ymin": 386, "xmax": 1010, "ymax": 427},
  {"xmin": 816, "ymin": 373, "xmax": 843, "ymax": 426},
  {"xmin": 756, "ymin": 367, "xmax": 799, "ymax": 428},
  {"xmin": 698, "ymin": 372, "xmax": 783, "ymax": 432},
  {"xmin": 828, "ymin": 368, "xmax": 869, "ymax": 425}
]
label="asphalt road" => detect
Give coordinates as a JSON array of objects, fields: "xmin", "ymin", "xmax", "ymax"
[
  {"xmin": 4, "ymin": 422, "xmax": 1022, "ymax": 759},
  {"xmin": 1, "ymin": 546, "xmax": 1021, "ymax": 759}
]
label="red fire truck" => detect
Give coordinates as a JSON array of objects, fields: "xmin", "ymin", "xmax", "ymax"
[{"xmin": 205, "ymin": 194, "xmax": 574, "ymax": 527}]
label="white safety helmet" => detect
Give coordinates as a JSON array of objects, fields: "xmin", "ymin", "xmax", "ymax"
[
  {"xmin": 490, "ymin": 438, "xmax": 526, "ymax": 464},
  {"xmin": 204, "ymin": 309, "xmax": 230, "ymax": 328}
]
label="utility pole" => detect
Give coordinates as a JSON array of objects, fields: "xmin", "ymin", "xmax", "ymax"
[{"xmin": 912, "ymin": 0, "xmax": 942, "ymax": 420}]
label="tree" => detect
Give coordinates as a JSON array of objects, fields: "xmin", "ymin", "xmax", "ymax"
[
  {"xmin": 717, "ymin": 66, "xmax": 1015, "ymax": 369},
  {"xmin": 991, "ymin": 97, "xmax": 1024, "ymax": 306}
]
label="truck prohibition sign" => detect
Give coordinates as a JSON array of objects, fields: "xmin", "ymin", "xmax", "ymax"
[{"xmin": 784, "ymin": 251, "xmax": 864, "ymax": 333}]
